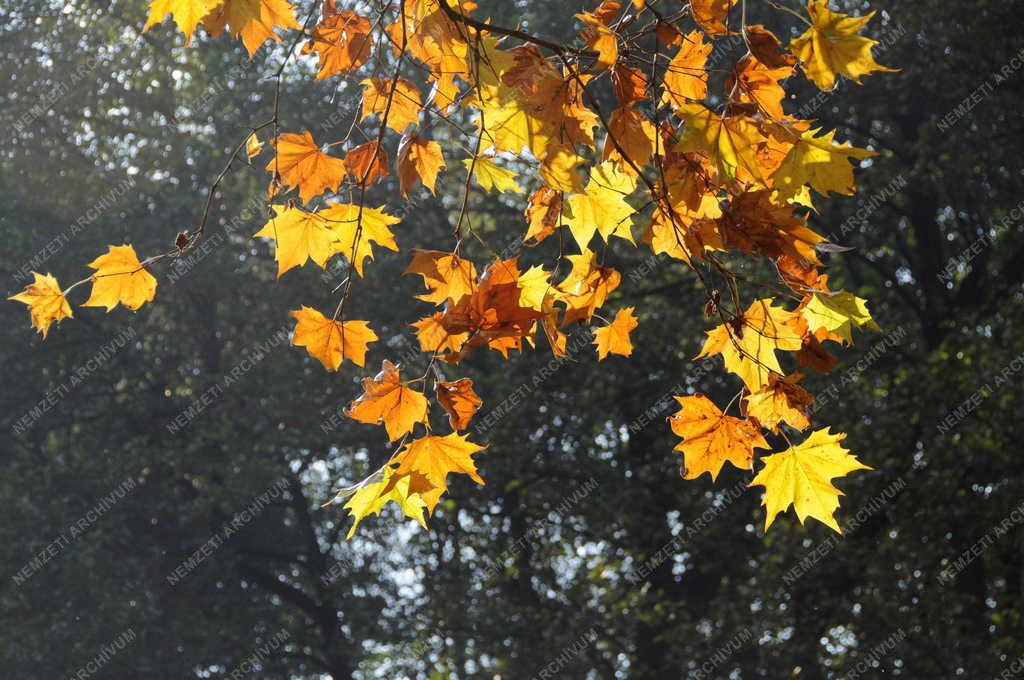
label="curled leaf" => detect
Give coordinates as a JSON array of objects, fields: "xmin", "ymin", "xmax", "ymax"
[{"xmin": 9, "ymin": 272, "xmax": 73, "ymax": 338}]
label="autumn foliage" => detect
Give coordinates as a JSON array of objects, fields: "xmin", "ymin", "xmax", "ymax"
[{"xmin": 10, "ymin": 0, "xmax": 896, "ymax": 537}]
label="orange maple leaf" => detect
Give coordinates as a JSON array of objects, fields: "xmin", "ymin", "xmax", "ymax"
[
  {"xmin": 290, "ymin": 306, "xmax": 377, "ymax": 371},
  {"xmin": 202, "ymin": 0, "xmax": 301, "ymax": 56},
  {"xmin": 717, "ymin": 190, "xmax": 824, "ymax": 264},
  {"xmin": 360, "ymin": 77, "xmax": 423, "ymax": 134},
  {"xmin": 405, "ymin": 250, "xmax": 477, "ymax": 305},
  {"xmin": 397, "ymin": 132, "xmax": 445, "ymax": 196},
  {"xmin": 611, "ymin": 65, "xmax": 648, "ymax": 107},
  {"xmin": 435, "ymin": 378, "xmax": 483, "ymax": 431},
  {"xmin": 670, "ymin": 394, "xmax": 769, "ymax": 481},
  {"xmin": 266, "ymin": 131, "xmax": 345, "ymax": 203},
  {"xmin": 744, "ymin": 373, "xmax": 814, "ymax": 432},
  {"xmin": 746, "ymin": 25, "xmax": 798, "ymax": 69},
  {"xmin": 303, "ymin": 7, "xmax": 373, "ymax": 79},
  {"xmin": 346, "ymin": 360, "xmax": 429, "ymax": 441},
  {"xmin": 524, "ymin": 185, "xmax": 563, "ymax": 245},
  {"xmin": 728, "ymin": 54, "xmax": 794, "ymax": 120},
  {"xmin": 691, "ymin": 0, "xmax": 737, "ymax": 35},
  {"xmin": 661, "ymin": 31, "xmax": 712, "ymax": 109},
  {"xmin": 593, "ymin": 307, "xmax": 638, "ymax": 360},
  {"xmin": 603, "ymin": 107, "xmax": 657, "ymax": 170},
  {"xmin": 795, "ymin": 335, "xmax": 838, "ymax": 373},
  {"xmin": 576, "ymin": 9, "xmax": 619, "ymax": 70},
  {"xmin": 411, "ymin": 313, "xmax": 470, "ymax": 354},
  {"xmin": 437, "ymin": 258, "xmax": 546, "ymax": 359},
  {"xmin": 343, "ymin": 140, "xmax": 389, "ymax": 188}
]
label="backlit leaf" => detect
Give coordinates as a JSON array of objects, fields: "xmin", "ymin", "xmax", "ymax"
[
  {"xmin": 291, "ymin": 306, "xmax": 377, "ymax": 370},
  {"xmin": 266, "ymin": 131, "xmax": 345, "ymax": 203},
  {"xmin": 82, "ymin": 245, "xmax": 157, "ymax": 312},
  {"xmin": 9, "ymin": 272, "xmax": 73, "ymax": 338},
  {"xmin": 346, "ymin": 360, "xmax": 429, "ymax": 441},
  {"xmin": 790, "ymin": 0, "xmax": 897, "ymax": 91},
  {"xmin": 593, "ymin": 306, "xmax": 638, "ymax": 360},
  {"xmin": 750, "ymin": 428, "xmax": 872, "ymax": 532},
  {"xmin": 465, "ymin": 157, "xmax": 522, "ymax": 194},
  {"xmin": 435, "ymin": 378, "xmax": 483, "ymax": 431},
  {"xmin": 670, "ymin": 394, "xmax": 769, "ymax": 481}
]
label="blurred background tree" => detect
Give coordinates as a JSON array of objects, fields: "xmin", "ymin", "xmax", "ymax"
[{"xmin": 1, "ymin": 0, "xmax": 1022, "ymax": 678}]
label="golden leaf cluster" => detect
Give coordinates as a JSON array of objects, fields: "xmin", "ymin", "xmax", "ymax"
[{"xmin": 12, "ymin": 0, "xmax": 897, "ymax": 537}]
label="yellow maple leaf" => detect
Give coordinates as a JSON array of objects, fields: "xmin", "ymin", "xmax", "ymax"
[
  {"xmin": 661, "ymin": 31, "xmax": 712, "ymax": 109},
  {"xmin": 392, "ymin": 4, "xmax": 469, "ymax": 107},
  {"xmin": 360, "ymin": 78, "xmax": 423, "ymax": 134},
  {"xmin": 82, "ymin": 245, "xmax": 157, "ymax": 312},
  {"xmin": 670, "ymin": 394, "xmax": 770, "ymax": 481},
  {"xmin": 477, "ymin": 60, "xmax": 598, "ymax": 157},
  {"xmin": 318, "ymin": 203, "xmax": 400, "ymax": 277},
  {"xmin": 516, "ymin": 265, "xmax": 552, "ymax": 312},
  {"xmin": 202, "ymin": 0, "xmax": 300, "ymax": 56},
  {"xmin": 329, "ymin": 467, "xmax": 428, "ymax": 539},
  {"xmin": 801, "ymin": 291, "xmax": 880, "ymax": 344},
  {"xmin": 467, "ymin": 34, "xmax": 516, "ymax": 90},
  {"xmin": 773, "ymin": 128, "xmax": 876, "ymax": 201},
  {"xmin": 346, "ymin": 359, "xmax": 429, "ymax": 441},
  {"xmin": 749, "ymin": 428, "xmax": 872, "ymax": 532},
  {"xmin": 266, "ymin": 131, "xmax": 345, "ymax": 204},
  {"xmin": 538, "ymin": 143, "xmax": 586, "ymax": 193},
  {"xmin": 472, "ymin": 84, "xmax": 552, "ymax": 157},
  {"xmin": 790, "ymin": 0, "xmax": 897, "ymax": 91},
  {"xmin": 645, "ymin": 209, "xmax": 696, "ymax": 263},
  {"xmin": 290, "ymin": 306, "xmax": 377, "ymax": 371},
  {"xmin": 593, "ymin": 307, "xmax": 638, "ymax": 360},
  {"xmin": 565, "ymin": 161, "xmax": 638, "ymax": 249},
  {"xmin": 556, "ymin": 254, "xmax": 621, "ymax": 327},
  {"xmin": 464, "ymin": 157, "xmax": 522, "ymax": 194},
  {"xmin": 697, "ymin": 298, "xmax": 804, "ymax": 391},
  {"xmin": 9, "ymin": 272, "xmax": 73, "ymax": 338},
  {"xmin": 396, "ymin": 133, "xmax": 445, "ymax": 196},
  {"xmin": 646, "ymin": 202, "xmax": 724, "ymax": 264},
  {"xmin": 411, "ymin": 313, "xmax": 469, "ymax": 354},
  {"xmin": 576, "ymin": 11, "xmax": 618, "ymax": 70},
  {"xmin": 253, "ymin": 206, "xmax": 337, "ymax": 277},
  {"xmin": 246, "ymin": 132, "xmax": 263, "ymax": 160},
  {"xmin": 391, "ymin": 432, "xmax": 486, "ymax": 490},
  {"xmin": 143, "ymin": 0, "xmax": 221, "ymax": 42},
  {"xmin": 405, "ymin": 250, "xmax": 477, "ymax": 305},
  {"xmin": 556, "ymin": 250, "xmax": 621, "ymax": 326},
  {"xmin": 677, "ymin": 104, "xmax": 769, "ymax": 184}
]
